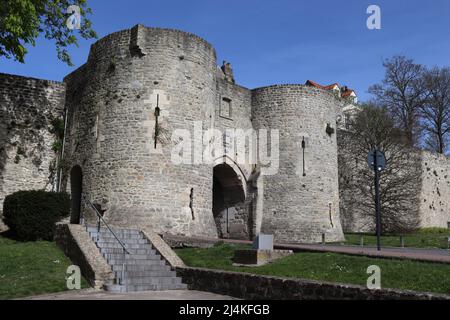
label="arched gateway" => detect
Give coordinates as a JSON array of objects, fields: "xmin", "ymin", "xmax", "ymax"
[{"xmin": 212, "ymin": 162, "xmax": 251, "ymax": 239}]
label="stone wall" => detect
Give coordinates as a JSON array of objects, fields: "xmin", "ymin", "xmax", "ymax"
[
  {"xmin": 141, "ymin": 227, "xmax": 186, "ymax": 268},
  {"xmin": 62, "ymin": 25, "xmax": 219, "ymax": 238},
  {"xmin": 213, "ymin": 75, "xmax": 256, "ymax": 239},
  {"xmin": 0, "ymin": 73, "xmax": 66, "ymax": 222},
  {"xmin": 419, "ymin": 151, "xmax": 450, "ymax": 228},
  {"xmin": 251, "ymin": 85, "xmax": 344, "ymax": 243},
  {"xmin": 55, "ymin": 223, "xmax": 114, "ymax": 289},
  {"xmin": 338, "ymin": 128, "xmax": 450, "ymax": 233},
  {"xmin": 6, "ymin": 24, "xmax": 446, "ymax": 243},
  {"xmin": 176, "ymin": 267, "xmax": 450, "ymax": 300}
]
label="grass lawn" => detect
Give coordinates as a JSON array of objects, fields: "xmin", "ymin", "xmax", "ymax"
[
  {"xmin": 0, "ymin": 235, "xmax": 89, "ymax": 300},
  {"xmin": 341, "ymin": 228, "xmax": 450, "ymax": 249},
  {"xmin": 176, "ymin": 243, "xmax": 450, "ymax": 295}
]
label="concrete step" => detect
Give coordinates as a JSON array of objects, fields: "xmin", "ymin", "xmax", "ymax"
[
  {"xmin": 116, "ymin": 276, "xmax": 182, "ymax": 286},
  {"xmin": 115, "ymin": 270, "xmax": 176, "ymax": 278},
  {"xmin": 90, "ymin": 234, "xmax": 142, "ymax": 240},
  {"xmin": 103, "ymin": 253, "xmax": 161, "ymax": 260},
  {"xmin": 104, "ymin": 283, "xmax": 188, "ymax": 293},
  {"xmin": 107, "ymin": 259, "xmax": 166, "ymax": 266},
  {"xmin": 90, "ymin": 233, "xmax": 143, "ymax": 240},
  {"xmin": 87, "ymin": 227, "xmax": 141, "ymax": 235},
  {"xmin": 100, "ymin": 248, "xmax": 156, "ymax": 255},
  {"xmin": 96, "ymin": 243, "xmax": 152, "ymax": 250},
  {"xmin": 86, "ymin": 225, "xmax": 186, "ymax": 293},
  {"xmin": 112, "ymin": 264, "xmax": 172, "ymax": 272},
  {"xmin": 95, "ymin": 239, "xmax": 149, "ymax": 245}
]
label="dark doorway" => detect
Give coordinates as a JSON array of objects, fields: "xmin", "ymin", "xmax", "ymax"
[
  {"xmin": 70, "ymin": 165, "xmax": 83, "ymax": 224},
  {"xmin": 212, "ymin": 163, "xmax": 246, "ymax": 239}
]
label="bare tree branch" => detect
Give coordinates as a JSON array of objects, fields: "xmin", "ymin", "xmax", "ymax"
[{"xmin": 338, "ymin": 103, "xmax": 421, "ymax": 234}]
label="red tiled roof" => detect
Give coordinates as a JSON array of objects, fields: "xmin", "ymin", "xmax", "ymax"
[
  {"xmin": 306, "ymin": 80, "xmax": 340, "ymax": 90},
  {"xmin": 305, "ymin": 80, "xmax": 357, "ymax": 99},
  {"xmin": 305, "ymin": 80, "xmax": 324, "ymax": 89},
  {"xmin": 341, "ymin": 89, "xmax": 356, "ymax": 98},
  {"xmin": 323, "ymin": 83, "xmax": 340, "ymax": 90}
]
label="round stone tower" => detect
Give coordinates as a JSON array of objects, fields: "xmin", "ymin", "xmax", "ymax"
[
  {"xmin": 251, "ymin": 85, "xmax": 345, "ymax": 243},
  {"xmin": 63, "ymin": 25, "xmax": 218, "ymax": 237}
]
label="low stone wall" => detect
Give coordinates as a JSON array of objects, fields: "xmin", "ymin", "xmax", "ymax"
[
  {"xmin": 55, "ymin": 223, "xmax": 114, "ymax": 289},
  {"xmin": 176, "ymin": 267, "xmax": 450, "ymax": 300},
  {"xmin": 141, "ymin": 228, "xmax": 185, "ymax": 268},
  {"xmin": 162, "ymin": 234, "xmax": 217, "ymax": 248}
]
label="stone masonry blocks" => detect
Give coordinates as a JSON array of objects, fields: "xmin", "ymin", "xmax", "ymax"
[{"xmin": 251, "ymin": 85, "xmax": 345, "ymax": 243}]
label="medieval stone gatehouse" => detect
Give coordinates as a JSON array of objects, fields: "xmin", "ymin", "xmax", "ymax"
[{"xmin": 1, "ymin": 25, "xmax": 449, "ymax": 242}]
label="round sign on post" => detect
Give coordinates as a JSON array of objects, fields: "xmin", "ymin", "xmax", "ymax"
[{"xmin": 368, "ymin": 149, "xmax": 386, "ymax": 171}]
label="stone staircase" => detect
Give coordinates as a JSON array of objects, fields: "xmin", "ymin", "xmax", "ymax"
[{"xmin": 87, "ymin": 226, "xmax": 187, "ymax": 292}]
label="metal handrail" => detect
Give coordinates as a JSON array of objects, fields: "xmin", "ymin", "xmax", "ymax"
[{"xmin": 84, "ymin": 197, "xmax": 130, "ymax": 255}]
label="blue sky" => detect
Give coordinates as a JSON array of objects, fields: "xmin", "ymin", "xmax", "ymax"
[{"xmin": 1, "ymin": 0, "xmax": 450, "ymax": 101}]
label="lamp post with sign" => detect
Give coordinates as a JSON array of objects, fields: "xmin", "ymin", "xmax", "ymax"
[{"xmin": 367, "ymin": 147, "xmax": 386, "ymax": 251}]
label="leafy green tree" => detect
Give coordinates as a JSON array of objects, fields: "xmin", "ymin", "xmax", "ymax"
[{"xmin": 0, "ymin": 0, "xmax": 96, "ymax": 66}]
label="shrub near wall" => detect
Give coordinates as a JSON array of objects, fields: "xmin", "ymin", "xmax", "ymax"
[{"xmin": 3, "ymin": 191, "xmax": 70, "ymax": 241}]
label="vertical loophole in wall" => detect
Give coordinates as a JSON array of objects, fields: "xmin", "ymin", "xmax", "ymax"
[{"xmin": 189, "ymin": 188, "xmax": 195, "ymax": 220}]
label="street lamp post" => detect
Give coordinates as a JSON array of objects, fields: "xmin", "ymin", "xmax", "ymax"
[{"xmin": 368, "ymin": 147, "xmax": 386, "ymax": 252}]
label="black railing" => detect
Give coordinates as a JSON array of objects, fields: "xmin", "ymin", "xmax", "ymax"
[{"xmin": 84, "ymin": 197, "xmax": 130, "ymax": 255}]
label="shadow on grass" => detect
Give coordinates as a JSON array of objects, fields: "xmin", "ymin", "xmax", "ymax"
[{"xmin": 0, "ymin": 229, "xmax": 20, "ymax": 241}]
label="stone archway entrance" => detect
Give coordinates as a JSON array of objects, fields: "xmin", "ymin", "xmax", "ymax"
[
  {"xmin": 213, "ymin": 163, "xmax": 248, "ymax": 239},
  {"xmin": 70, "ymin": 165, "xmax": 83, "ymax": 224}
]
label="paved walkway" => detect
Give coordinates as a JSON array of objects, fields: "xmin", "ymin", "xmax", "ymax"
[
  {"xmin": 167, "ymin": 235, "xmax": 450, "ymax": 264},
  {"xmin": 21, "ymin": 289, "xmax": 237, "ymax": 300}
]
